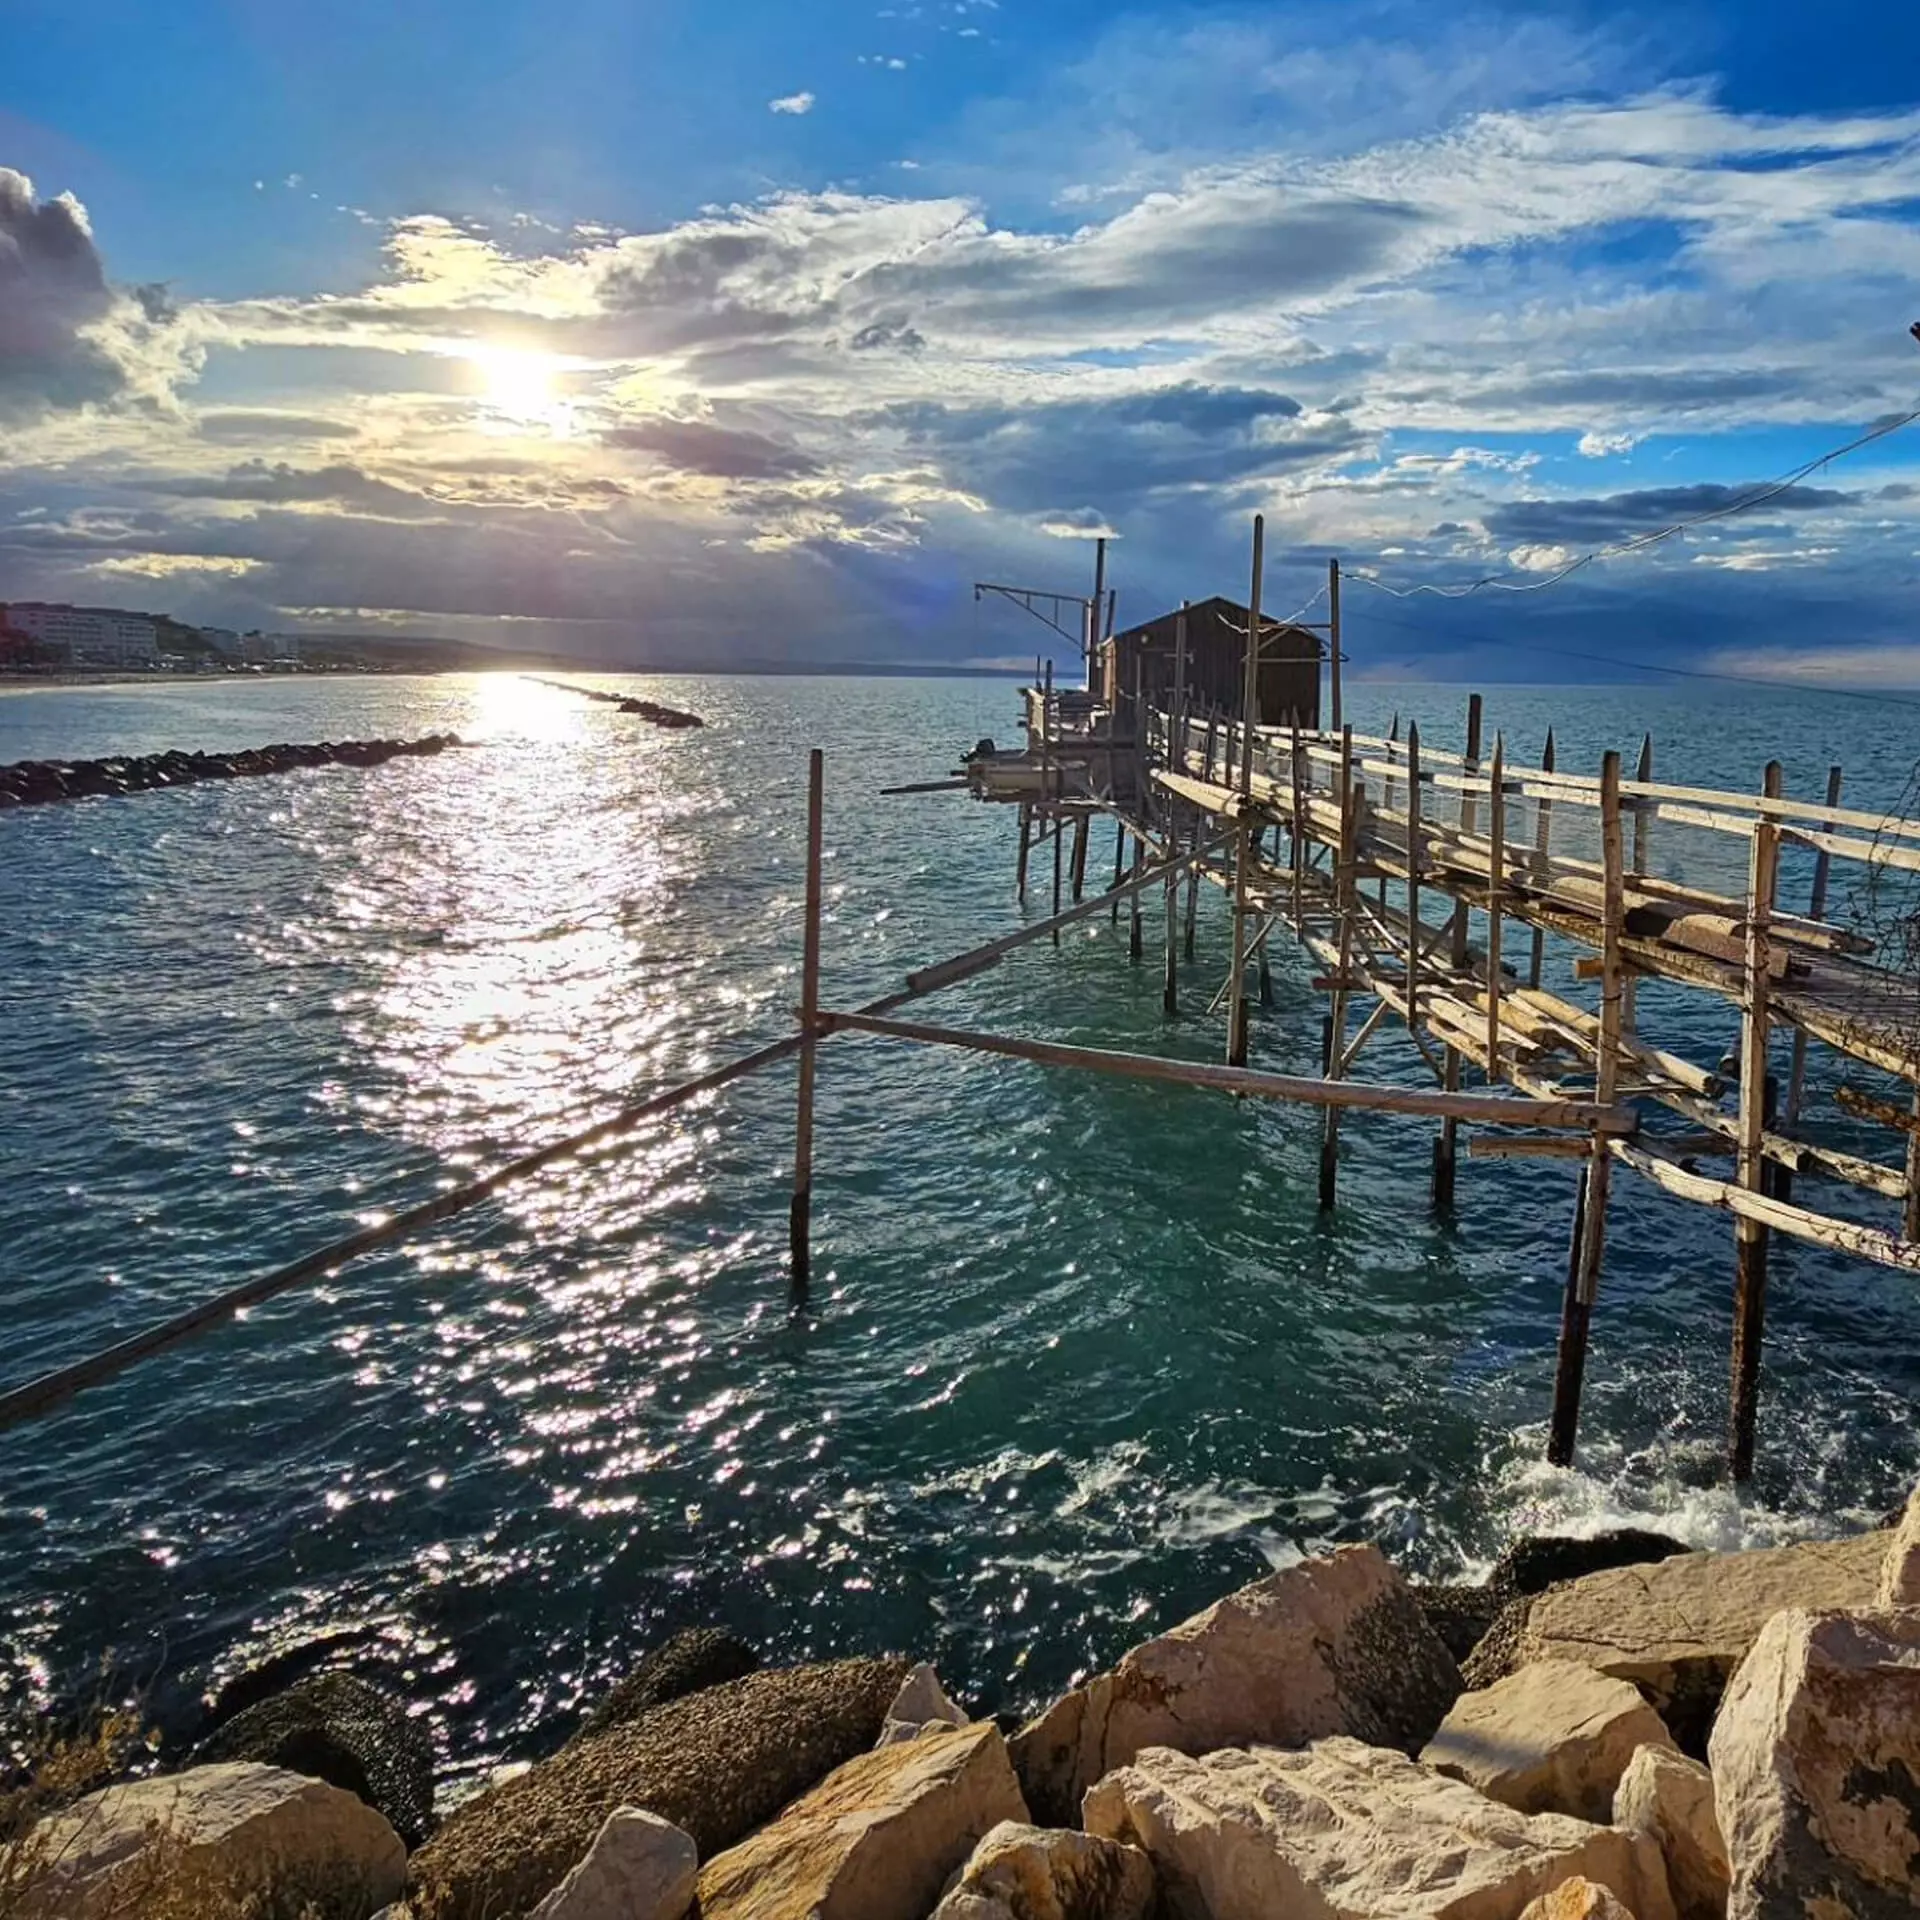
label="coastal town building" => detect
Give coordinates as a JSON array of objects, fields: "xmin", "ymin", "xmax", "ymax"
[{"xmin": 0, "ymin": 602, "xmax": 159, "ymax": 667}]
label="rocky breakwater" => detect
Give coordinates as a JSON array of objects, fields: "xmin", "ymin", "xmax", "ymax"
[
  {"xmin": 11, "ymin": 1498, "xmax": 1920, "ymax": 1919},
  {"xmin": 0, "ymin": 732, "xmax": 467, "ymax": 809}
]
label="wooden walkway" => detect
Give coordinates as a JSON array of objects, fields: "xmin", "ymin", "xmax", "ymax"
[{"xmin": 960, "ymin": 527, "xmax": 1920, "ymax": 1479}]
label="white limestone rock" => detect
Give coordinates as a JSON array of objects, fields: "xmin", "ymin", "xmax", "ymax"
[
  {"xmin": 877, "ymin": 1662, "xmax": 968, "ymax": 1746},
  {"xmin": 1516, "ymin": 1879, "xmax": 1639, "ymax": 1920},
  {"xmin": 1709, "ymin": 1605, "xmax": 1920, "ymax": 1919},
  {"xmin": 1012, "ymin": 1544, "xmax": 1461, "ymax": 1824},
  {"xmin": 1082, "ymin": 1736, "xmax": 1676, "ymax": 1920},
  {"xmin": 1876, "ymin": 1483, "xmax": 1920, "ymax": 1604},
  {"xmin": 1612, "ymin": 1744, "xmax": 1728, "ymax": 1920},
  {"xmin": 1422, "ymin": 1659, "xmax": 1677, "ymax": 1822},
  {"xmin": 9, "ymin": 1761, "xmax": 406, "ymax": 1920},
  {"xmin": 698, "ymin": 1719, "xmax": 1028, "ymax": 1920},
  {"xmin": 930, "ymin": 1819, "xmax": 1154, "ymax": 1920},
  {"xmin": 527, "ymin": 1805, "xmax": 696, "ymax": 1920}
]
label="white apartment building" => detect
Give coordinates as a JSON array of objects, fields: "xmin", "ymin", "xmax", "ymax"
[
  {"xmin": 3, "ymin": 602, "xmax": 159, "ymax": 666},
  {"xmin": 196, "ymin": 627, "xmax": 242, "ymax": 658}
]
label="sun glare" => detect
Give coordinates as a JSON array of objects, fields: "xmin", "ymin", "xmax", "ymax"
[{"xmin": 469, "ymin": 346, "xmax": 573, "ymax": 435}]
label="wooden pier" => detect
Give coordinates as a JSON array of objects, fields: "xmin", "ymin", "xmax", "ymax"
[{"xmin": 953, "ymin": 519, "xmax": 1920, "ymax": 1479}]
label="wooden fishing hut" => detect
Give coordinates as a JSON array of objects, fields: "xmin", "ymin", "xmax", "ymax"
[{"xmin": 1104, "ymin": 597, "xmax": 1323, "ymax": 730}]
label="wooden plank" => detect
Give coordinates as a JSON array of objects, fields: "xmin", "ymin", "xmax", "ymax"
[
  {"xmin": 1614, "ymin": 1142, "xmax": 1920, "ymax": 1274},
  {"xmin": 1530, "ymin": 729, "xmax": 1555, "ymax": 990},
  {"xmin": 821, "ymin": 1010, "xmax": 1638, "ymax": 1129}
]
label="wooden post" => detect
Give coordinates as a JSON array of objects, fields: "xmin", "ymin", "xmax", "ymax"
[
  {"xmin": 1327, "ymin": 557, "xmax": 1343, "ymax": 730},
  {"xmin": 1110, "ymin": 816, "xmax": 1126, "ymax": 923},
  {"xmin": 1015, "ymin": 801, "xmax": 1032, "ymax": 904},
  {"xmin": 1547, "ymin": 747, "xmax": 1623, "ymax": 1466},
  {"xmin": 1528, "ymin": 728, "xmax": 1556, "ymax": 991},
  {"xmin": 1486, "ymin": 734, "xmax": 1506, "ymax": 1075},
  {"xmin": 1163, "ymin": 841, "xmax": 1180, "ymax": 1015},
  {"xmin": 1730, "ymin": 761, "xmax": 1784, "ymax": 1482},
  {"xmin": 1045, "ymin": 660, "xmax": 1062, "ymax": 945},
  {"xmin": 1130, "ymin": 831, "xmax": 1145, "ymax": 963},
  {"xmin": 1070, "ymin": 812, "xmax": 1090, "ymax": 901},
  {"xmin": 1906, "ymin": 1089, "xmax": 1920, "ymax": 1243},
  {"xmin": 1405, "ymin": 721, "xmax": 1422, "ymax": 1036},
  {"xmin": 1778, "ymin": 764, "xmax": 1843, "ymax": 1207},
  {"xmin": 1434, "ymin": 695, "xmax": 1482, "ymax": 1211},
  {"xmin": 1227, "ymin": 515, "xmax": 1264, "ymax": 1066},
  {"xmin": 790, "ymin": 748, "xmax": 826, "ymax": 1305},
  {"xmin": 1289, "ymin": 721, "xmax": 1306, "ymax": 933},
  {"xmin": 1380, "ymin": 714, "xmax": 1398, "ymax": 913},
  {"xmin": 1321, "ymin": 728, "xmax": 1357, "ymax": 1210},
  {"xmin": 1623, "ymin": 734, "xmax": 1653, "ymax": 1029}
]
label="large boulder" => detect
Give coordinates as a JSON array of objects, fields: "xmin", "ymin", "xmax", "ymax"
[
  {"xmin": 932, "ymin": 1820, "xmax": 1154, "ymax": 1920},
  {"xmin": 1613, "ymin": 1744, "xmax": 1728, "ymax": 1920},
  {"xmin": 1709, "ymin": 1606, "xmax": 1920, "ymax": 1918},
  {"xmin": 409, "ymin": 1657, "xmax": 906, "ymax": 1920},
  {"xmin": 1493, "ymin": 1532, "xmax": 1693, "ymax": 1600},
  {"xmin": 1083, "ymin": 1737, "xmax": 1675, "ymax": 1920},
  {"xmin": 575, "ymin": 1628, "xmax": 759, "ymax": 1739},
  {"xmin": 1464, "ymin": 1531, "xmax": 1891, "ymax": 1753},
  {"xmin": 696, "ymin": 1720, "xmax": 1027, "ymax": 1920},
  {"xmin": 10, "ymin": 1761, "xmax": 406, "ymax": 1919},
  {"xmin": 1422, "ymin": 1660, "xmax": 1676, "ymax": 1823},
  {"xmin": 197, "ymin": 1671, "xmax": 435, "ymax": 1848},
  {"xmin": 526, "ymin": 1807, "xmax": 695, "ymax": 1920},
  {"xmin": 1876, "ymin": 1485, "xmax": 1920, "ymax": 1604},
  {"xmin": 1011, "ymin": 1545, "xmax": 1461, "ymax": 1824}
]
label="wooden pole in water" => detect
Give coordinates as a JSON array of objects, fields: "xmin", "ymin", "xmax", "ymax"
[
  {"xmin": 1434, "ymin": 694, "xmax": 1482, "ymax": 1211},
  {"xmin": 1320, "ymin": 727, "xmax": 1357, "ymax": 1209},
  {"xmin": 1110, "ymin": 817, "xmax": 1126, "ymax": 923},
  {"xmin": 790, "ymin": 747, "xmax": 826, "ymax": 1306},
  {"xmin": 1777, "ymin": 763, "xmax": 1842, "ymax": 1207},
  {"xmin": 1226, "ymin": 515, "xmax": 1264, "ymax": 1066},
  {"xmin": 1547, "ymin": 746, "xmax": 1623, "ymax": 1466},
  {"xmin": 1485, "ymin": 734, "xmax": 1506, "ymax": 1076},
  {"xmin": 1623, "ymin": 734, "xmax": 1653, "ymax": 1031},
  {"xmin": 1130, "ymin": 830, "xmax": 1145, "ymax": 963},
  {"xmin": 1405, "ymin": 721, "xmax": 1423, "ymax": 1038},
  {"xmin": 1165, "ymin": 603, "xmax": 1189, "ymax": 1011},
  {"xmin": 1045, "ymin": 660, "xmax": 1062, "ymax": 945},
  {"xmin": 1528, "ymin": 728, "xmax": 1556, "ymax": 990},
  {"xmin": 1327, "ymin": 557, "xmax": 1343, "ymax": 730},
  {"xmin": 1730, "ymin": 760, "xmax": 1784, "ymax": 1482},
  {"xmin": 1015, "ymin": 801, "xmax": 1032, "ymax": 904},
  {"xmin": 1070, "ymin": 812, "xmax": 1090, "ymax": 901}
]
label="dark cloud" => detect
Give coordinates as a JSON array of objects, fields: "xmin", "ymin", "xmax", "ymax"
[
  {"xmin": 848, "ymin": 318, "xmax": 926, "ymax": 353},
  {"xmin": 871, "ymin": 383, "xmax": 1358, "ymax": 519},
  {"xmin": 196, "ymin": 409, "xmax": 362, "ymax": 442},
  {"xmin": 0, "ymin": 168, "xmax": 123, "ymax": 419},
  {"xmin": 1485, "ymin": 482, "xmax": 1857, "ymax": 546},
  {"xmin": 154, "ymin": 460, "xmax": 447, "ymax": 518},
  {"xmin": 603, "ymin": 418, "xmax": 822, "ymax": 479}
]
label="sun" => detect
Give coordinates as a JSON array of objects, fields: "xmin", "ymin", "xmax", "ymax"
[{"xmin": 468, "ymin": 346, "xmax": 572, "ymax": 434}]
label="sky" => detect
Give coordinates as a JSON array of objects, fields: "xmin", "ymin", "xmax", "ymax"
[{"xmin": 4, "ymin": 0, "xmax": 1920, "ymax": 682}]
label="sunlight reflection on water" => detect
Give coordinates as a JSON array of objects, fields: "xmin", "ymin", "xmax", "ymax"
[{"xmin": 2, "ymin": 672, "xmax": 1919, "ymax": 1782}]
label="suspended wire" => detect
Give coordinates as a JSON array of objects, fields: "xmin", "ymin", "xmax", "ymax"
[
  {"xmin": 1347, "ymin": 599, "xmax": 1920, "ymax": 712},
  {"xmin": 1347, "ymin": 403, "xmax": 1920, "ymax": 601}
]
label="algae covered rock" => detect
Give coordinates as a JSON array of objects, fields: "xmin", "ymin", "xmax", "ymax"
[
  {"xmin": 408, "ymin": 1657, "xmax": 906, "ymax": 1920},
  {"xmin": 575, "ymin": 1627, "xmax": 759, "ymax": 1739},
  {"xmin": 197, "ymin": 1670, "xmax": 434, "ymax": 1848}
]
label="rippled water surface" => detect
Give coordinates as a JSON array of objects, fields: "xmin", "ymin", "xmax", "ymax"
[{"xmin": 5, "ymin": 671, "xmax": 1919, "ymax": 1782}]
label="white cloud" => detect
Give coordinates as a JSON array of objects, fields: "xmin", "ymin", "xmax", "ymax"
[
  {"xmin": 1507, "ymin": 543, "xmax": 1578, "ymax": 572},
  {"xmin": 769, "ymin": 91, "xmax": 816, "ymax": 115},
  {"xmin": 1577, "ymin": 430, "xmax": 1640, "ymax": 457}
]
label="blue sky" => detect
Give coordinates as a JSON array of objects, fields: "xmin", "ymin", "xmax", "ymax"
[{"xmin": 5, "ymin": 0, "xmax": 1920, "ymax": 680}]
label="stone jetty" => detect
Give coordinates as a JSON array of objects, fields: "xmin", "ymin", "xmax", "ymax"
[
  {"xmin": 0, "ymin": 732, "xmax": 466, "ymax": 809},
  {"xmin": 8, "ymin": 1498, "xmax": 1920, "ymax": 1919},
  {"xmin": 526, "ymin": 676, "xmax": 705, "ymax": 728}
]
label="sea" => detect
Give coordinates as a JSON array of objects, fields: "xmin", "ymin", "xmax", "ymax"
[{"xmin": 4, "ymin": 670, "xmax": 1919, "ymax": 1788}]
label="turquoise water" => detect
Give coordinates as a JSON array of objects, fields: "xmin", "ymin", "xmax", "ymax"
[{"xmin": 4, "ymin": 671, "xmax": 1918, "ymax": 1786}]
